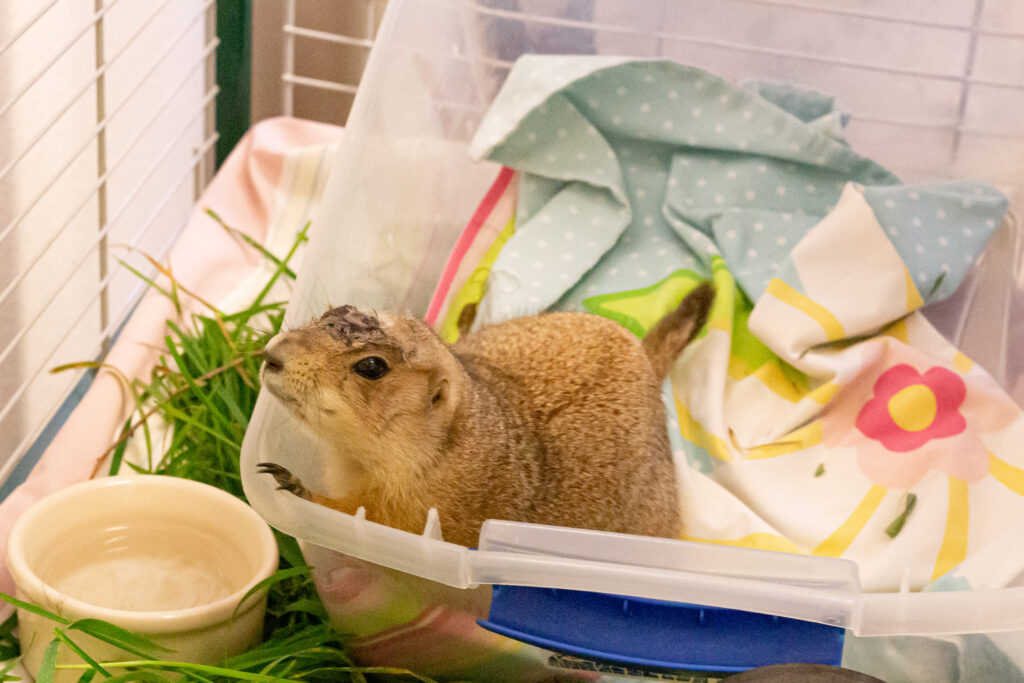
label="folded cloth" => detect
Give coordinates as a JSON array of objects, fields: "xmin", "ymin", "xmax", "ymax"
[
  {"xmin": 468, "ymin": 57, "xmax": 1004, "ymax": 325},
  {"xmin": 443, "ymin": 56, "xmax": 1022, "ymax": 599}
]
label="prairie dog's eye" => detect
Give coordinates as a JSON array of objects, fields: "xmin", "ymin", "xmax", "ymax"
[{"xmin": 353, "ymin": 356, "xmax": 389, "ymax": 380}]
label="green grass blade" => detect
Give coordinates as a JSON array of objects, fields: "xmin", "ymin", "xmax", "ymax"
[
  {"xmin": 0, "ymin": 654, "xmax": 21, "ymax": 678},
  {"xmin": 255, "ymin": 654, "xmax": 293, "ymax": 677},
  {"xmin": 108, "ymin": 418, "xmax": 132, "ymax": 476},
  {"xmin": 221, "ymin": 303, "xmax": 287, "ymax": 325},
  {"xmin": 67, "ymin": 619, "xmax": 172, "ymax": 659},
  {"xmin": 0, "ymin": 592, "xmax": 70, "ymax": 626},
  {"xmin": 233, "ymin": 567, "xmax": 312, "ymax": 618},
  {"xmin": 66, "ymin": 661, "xmax": 293, "ymax": 682},
  {"xmin": 53, "ymin": 629, "xmax": 110, "ymax": 677},
  {"xmin": 159, "ymin": 404, "xmax": 240, "ymax": 449},
  {"xmin": 205, "ymin": 208, "xmax": 298, "ymax": 281},
  {"xmin": 36, "ymin": 638, "xmax": 60, "ymax": 683},
  {"xmin": 118, "ymin": 260, "xmax": 180, "ymax": 315},
  {"xmin": 124, "ymin": 461, "xmax": 152, "ymax": 475},
  {"xmin": 92, "ymin": 671, "xmax": 174, "ymax": 683},
  {"xmin": 929, "ymin": 270, "xmax": 947, "ymax": 299},
  {"xmin": 0, "ymin": 612, "xmax": 20, "ymax": 662},
  {"xmin": 293, "ymin": 666, "xmax": 438, "ymax": 682},
  {"xmin": 0, "ymin": 612, "xmax": 16, "ymax": 638},
  {"xmin": 219, "ymin": 630, "xmax": 343, "ymax": 671},
  {"xmin": 180, "ymin": 325, "xmax": 251, "ymax": 428},
  {"xmin": 277, "ymin": 599, "xmax": 328, "ymax": 620},
  {"xmin": 250, "ymin": 222, "xmax": 308, "ymax": 309},
  {"xmin": 885, "ymin": 493, "xmax": 918, "ymax": 539},
  {"xmin": 273, "ymin": 531, "xmax": 305, "ymax": 568},
  {"xmin": 164, "ymin": 324, "xmax": 212, "ymax": 378},
  {"xmin": 161, "ymin": 331, "xmax": 237, "ymax": 433},
  {"xmin": 181, "ymin": 671, "xmax": 217, "ymax": 683},
  {"xmin": 48, "ymin": 361, "xmax": 104, "ymax": 374}
]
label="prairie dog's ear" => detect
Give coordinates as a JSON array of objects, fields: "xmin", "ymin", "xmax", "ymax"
[
  {"xmin": 428, "ymin": 372, "xmax": 461, "ymax": 418},
  {"xmin": 430, "ymin": 376, "xmax": 449, "ymax": 408}
]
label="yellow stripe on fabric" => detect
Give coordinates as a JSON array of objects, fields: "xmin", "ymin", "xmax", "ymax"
[
  {"xmin": 904, "ymin": 267, "xmax": 925, "ymax": 313},
  {"xmin": 728, "ymin": 354, "xmax": 815, "ymax": 406},
  {"xmin": 675, "ymin": 399, "xmax": 731, "ymax": 462},
  {"xmin": 751, "ymin": 362, "xmax": 806, "ymax": 403},
  {"xmin": 683, "ymin": 533, "xmax": 805, "ymax": 554},
  {"xmin": 989, "ymin": 452, "xmax": 1024, "ymax": 496},
  {"xmin": 765, "ymin": 279, "xmax": 846, "ymax": 341},
  {"xmin": 745, "ymin": 422, "xmax": 823, "ymax": 460},
  {"xmin": 807, "ymin": 381, "xmax": 840, "ymax": 406},
  {"xmin": 813, "ymin": 485, "xmax": 887, "ymax": 557},
  {"xmin": 884, "ymin": 319, "xmax": 909, "ymax": 344},
  {"xmin": 727, "ymin": 354, "xmax": 750, "ymax": 382},
  {"xmin": 931, "ymin": 477, "xmax": 969, "ymax": 582},
  {"xmin": 953, "ymin": 352, "xmax": 974, "ymax": 374}
]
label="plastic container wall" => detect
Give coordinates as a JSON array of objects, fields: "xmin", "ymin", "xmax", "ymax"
[
  {"xmin": 279, "ymin": 0, "xmax": 1024, "ymax": 396},
  {"xmin": 241, "ymin": 0, "xmax": 1024, "ymax": 677}
]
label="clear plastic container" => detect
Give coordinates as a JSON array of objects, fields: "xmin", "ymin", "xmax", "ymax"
[{"xmin": 241, "ymin": 0, "xmax": 1024, "ymax": 678}]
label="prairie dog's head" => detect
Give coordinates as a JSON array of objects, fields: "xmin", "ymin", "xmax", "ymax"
[{"xmin": 261, "ymin": 305, "xmax": 462, "ymax": 471}]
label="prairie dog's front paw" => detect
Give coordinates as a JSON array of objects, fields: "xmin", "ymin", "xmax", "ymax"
[{"xmin": 257, "ymin": 462, "xmax": 312, "ymax": 500}]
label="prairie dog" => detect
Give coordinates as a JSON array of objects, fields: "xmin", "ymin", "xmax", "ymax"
[{"xmin": 259, "ymin": 282, "xmax": 713, "ymax": 547}]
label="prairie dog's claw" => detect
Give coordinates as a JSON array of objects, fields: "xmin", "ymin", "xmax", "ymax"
[{"xmin": 257, "ymin": 462, "xmax": 312, "ymax": 500}]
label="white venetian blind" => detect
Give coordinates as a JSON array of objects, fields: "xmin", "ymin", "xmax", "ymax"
[{"xmin": 0, "ymin": 0, "xmax": 216, "ymax": 481}]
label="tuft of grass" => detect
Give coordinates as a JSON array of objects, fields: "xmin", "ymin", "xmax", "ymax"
[
  {"xmin": 885, "ymin": 493, "xmax": 918, "ymax": 539},
  {"xmin": 18, "ymin": 216, "xmax": 437, "ymax": 682}
]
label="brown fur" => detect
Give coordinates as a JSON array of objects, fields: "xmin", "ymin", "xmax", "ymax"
[{"xmin": 259, "ymin": 283, "xmax": 714, "ymax": 547}]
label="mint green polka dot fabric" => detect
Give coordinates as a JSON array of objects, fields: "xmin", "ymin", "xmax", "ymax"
[{"xmin": 467, "ymin": 56, "xmax": 1008, "ymax": 327}]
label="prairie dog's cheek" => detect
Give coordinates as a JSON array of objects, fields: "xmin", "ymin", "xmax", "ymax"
[
  {"xmin": 319, "ymin": 388, "xmax": 373, "ymax": 433},
  {"xmin": 318, "ymin": 385, "xmax": 351, "ymax": 415}
]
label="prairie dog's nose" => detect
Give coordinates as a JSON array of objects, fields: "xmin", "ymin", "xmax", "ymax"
[
  {"xmin": 263, "ymin": 334, "xmax": 291, "ymax": 372},
  {"xmin": 263, "ymin": 348, "xmax": 284, "ymax": 372}
]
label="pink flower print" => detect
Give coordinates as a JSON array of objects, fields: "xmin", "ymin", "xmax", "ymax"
[
  {"xmin": 855, "ymin": 364, "xmax": 966, "ymax": 452},
  {"xmin": 821, "ymin": 341, "xmax": 1018, "ymax": 490}
]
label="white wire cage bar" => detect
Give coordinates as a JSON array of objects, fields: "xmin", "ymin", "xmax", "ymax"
[
  {"xmin": 0, "ymin": 0, "xmax": 219, "ymax": 484},
  {"xmin": 275, "ymin": 0, "xmax": 386, "ymax": 120}
]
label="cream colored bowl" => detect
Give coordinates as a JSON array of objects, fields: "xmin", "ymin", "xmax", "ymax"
[{"xmin": 7, "ymin": 476, "xmax": 278, "ymax": 681}]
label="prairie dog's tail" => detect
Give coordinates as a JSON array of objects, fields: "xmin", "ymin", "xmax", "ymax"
[{"xmin": 642, "ymin": 281, "xmax": 715, "ymax": 380}]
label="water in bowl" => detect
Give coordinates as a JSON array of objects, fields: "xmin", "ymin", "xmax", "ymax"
[{"xmin": 35, "ymin": 519, "xmax": 252, "ymax": 613}]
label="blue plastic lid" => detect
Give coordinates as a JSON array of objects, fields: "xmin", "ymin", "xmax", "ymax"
[{"xmin": 479, "ymin": 585, "xmax": 845, "ymax": 673}]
